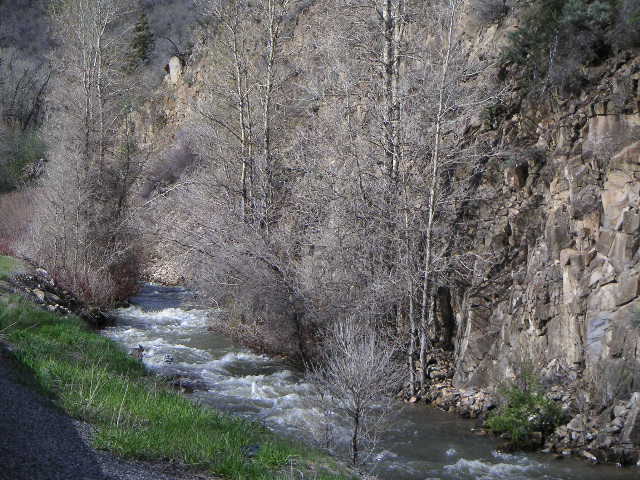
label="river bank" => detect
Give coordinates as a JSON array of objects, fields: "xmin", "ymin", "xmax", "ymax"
[
  {"xmin": 404, "ymin": 349, "xmax": 640, "ymax": 468},
  {"xmin": 0, "ymin": 256, "xmax": 354, "ymax": 480}
]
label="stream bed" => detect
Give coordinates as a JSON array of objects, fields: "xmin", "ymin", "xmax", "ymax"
[{"xmin": 105, "ymin": 284, "xmax": 640, "ymax": 480}]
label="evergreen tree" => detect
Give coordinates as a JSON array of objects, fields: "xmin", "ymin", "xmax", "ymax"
[{"xmin": 128, "ymin": 12, "xmax": 154, "ymax": 70}]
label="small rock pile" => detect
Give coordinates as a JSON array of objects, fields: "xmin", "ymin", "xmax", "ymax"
[
  {"xmin": 546, "ymin": 384, "xmax": 576, "ymax": 412},
  {"xmin": 426, "ymin": 385, "xmax": 496, "ymax": 419},
  {"xmin": 406, "ymin": 349, "xmax": 496, "ymax": 419},
  {"xmin": 545, "ymin": 392, "xmax": 640, "ymax": 466},
  {"xmin": 7, "ymin": 268, "xmax": 111, "ymax": 327}
]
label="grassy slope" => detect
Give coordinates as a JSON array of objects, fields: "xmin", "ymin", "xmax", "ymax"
[
  {"xmin": 0, "ymin": 269, "xmax": 351, "ymax": 480},
  {"xmin": 0, "ymin": 255, "xmax": 26, "ymax": 280}
]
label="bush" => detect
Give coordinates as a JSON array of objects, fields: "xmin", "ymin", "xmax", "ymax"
[
  {"xmin": 502, "ymin": 0, "xmax": 635, "ymax": 95},
  {"xmin": 485, "ymin": 371, "xmax": 565, "ymax": 448},
  {"xmin": 608, "ymin": 0, "xmax": 640, "ymax": 50},
  {"xmin": 0, "ymin": 129, "xmax": 47, "ymax": 192},
  {"xmin": 0, "ymin": 190, "xmax": 34, "ymax": 256},
  {"xmin": 472, "ymin": 0, "xmax": 511, "ymax": 24}
]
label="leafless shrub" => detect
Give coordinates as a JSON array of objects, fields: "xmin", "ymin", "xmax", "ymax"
[
  {"xmin": 0, "ymin": 190, "xmax": 35, "ymax": 256},
  {"xmin": 0, "ymin": 48, "xmax": 51, "ymax": 131},
  {"xmin": 306, "ymin": 318, "xmax": 403, "ymax": 466}
]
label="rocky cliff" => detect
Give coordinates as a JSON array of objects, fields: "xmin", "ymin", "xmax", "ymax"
[
  {"xmin": 427, "ymin": 50, "xmax": 640, "ymax": 463},
  {"xmin": 453, "ymin": 51, "xmax": 640, "ymax": 392}
]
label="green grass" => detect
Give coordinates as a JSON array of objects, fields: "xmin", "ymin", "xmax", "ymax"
[
  {"xmin": 0, "ymin": 255, "xmax": 26, "ymax": 280},
  {"xmin": 0, "ymin": 295, "xmax": 353, "ymax": 480}
]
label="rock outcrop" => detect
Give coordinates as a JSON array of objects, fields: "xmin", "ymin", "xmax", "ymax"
[
  {"xmin": 414, "ymin": 52, "xmax": 640, "ymax": 465},
  {"xmin": 5, "ymin": 268, "xmax": 111, "ymax": 328}
]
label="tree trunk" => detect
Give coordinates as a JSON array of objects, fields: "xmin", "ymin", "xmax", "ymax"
[
  {"xmin": 351, "ymin": 412, "xmax": 360, "ymax": 465},
  {"xmin": 231, "ymin": 13, "xmax": 251, "ymax": 220},
  {"xmin": 418, "ymin": 0, "xmax": 456, "ymax": 390},
  {"xmin": 261, "ymin": 0, "xmax": 278, "ymax": 231}
]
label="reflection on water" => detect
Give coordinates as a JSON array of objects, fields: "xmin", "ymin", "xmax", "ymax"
[{"xmin": 105, "ymin": 284, "xmax": 640, "ymax": 480}]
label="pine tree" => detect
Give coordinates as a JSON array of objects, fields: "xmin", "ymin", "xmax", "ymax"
[{"xmin": 128, "ymin": 12, "xmax": 154, "ymax": 70}]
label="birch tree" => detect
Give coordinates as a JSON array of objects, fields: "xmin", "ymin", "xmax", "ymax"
[{"xmin": 411, "ymin": 0, "xmax": 498, "ymax": 390}]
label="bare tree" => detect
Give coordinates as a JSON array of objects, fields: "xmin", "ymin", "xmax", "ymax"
[
  {"xmin": 410, "ymin": 0, "xmax": 499, "ymax": 389},
  {"xmin": 156, "ymin": 0, "xmax": 499, "ymax": 397},
  {"xmin": 16, "ymin": 0, "xmax": 144, "ymax": 304},
  {"xmin": 306, "ymin": 318, "xmax": 403, "ymax": 465}
]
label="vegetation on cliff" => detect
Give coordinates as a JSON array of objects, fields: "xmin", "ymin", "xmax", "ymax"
[
  {"xmin": 485, "ymin": 372, "xmax": 565, "ymax": 449},
  {"xmin": 503, "ymin": 0, "xmax": 640, "ymax": 94}
]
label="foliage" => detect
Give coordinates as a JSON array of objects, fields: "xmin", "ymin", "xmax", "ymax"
[
  {"xmin": 480, "ymin": 100, "xmax": 508, "ymax": 130},
  {"xmin": 127, "ymin": 12, "xmax": 154, "ymax": 71},
  {"xmin": 502, "ymin": 0, "xmax": 639, "ymax": 95},
  {"xmin": 0, "ymin": 295, "xmax": 354, "ymax": 480},
  {"xmin": 485, "ymin": 371, "xmax": 565, "ymax": 448},
  {"xmin": 0, "ymin": 129, "xmax": 47, "ymax": 192}
]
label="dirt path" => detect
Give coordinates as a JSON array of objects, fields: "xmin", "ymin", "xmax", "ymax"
[{"xmin": 0, "ymin": 358, "xmax": 210, "ymax": 480}]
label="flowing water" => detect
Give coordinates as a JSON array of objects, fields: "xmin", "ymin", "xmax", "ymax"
[{"xmin": 105, "ymin": 284, "xmax": 639, "ymax": 480}]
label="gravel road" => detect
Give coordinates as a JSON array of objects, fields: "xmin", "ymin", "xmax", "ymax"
[{"xmin": 0, "ymin": 357, "xmax": 212, "ymax": 480}]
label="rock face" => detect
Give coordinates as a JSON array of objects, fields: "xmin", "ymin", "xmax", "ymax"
[
  {"xmin": 448, "ymin": 54, "xmax": 640, "ymax": 408},
  {"xmin": 414, "ymin": 52, "xmax": 640, "ymax": 465}
]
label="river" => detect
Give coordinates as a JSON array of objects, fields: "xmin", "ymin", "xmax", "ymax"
[{"xmin": 104, "ymin": 283, "xmax": 639, "ymax": 480}]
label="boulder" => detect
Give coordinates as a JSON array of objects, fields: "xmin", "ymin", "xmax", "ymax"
[
  {"xmin": 567, "ymin": 414, "xmax": 587, "ymax": 432},
  {"xmin": 32, "ymin": 289, "xmax": 45, "ymax": 303},
  {"xmin": 167, "ymin": 56, "xmax": 182, "ymax": 85},
  {"xmin": 621, "ymin": 392, "xmax": 640, "ymax": 444},
  {"xmin": 614, "ymin": 405, "xmax": 629, "ymax": 418},
  {"xmin": 581, "ymin": 450, "xmax": 598, "ymax": 463}
]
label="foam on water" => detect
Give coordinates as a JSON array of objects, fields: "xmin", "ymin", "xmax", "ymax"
[
  {"xmin": 114, "ymin": 305, "xmax": 209, "ymax": 329},
  {"xmin": 442, "ymin": 451, "xmax": 544, "ymax": 480},
  {"xmin": 213, "ymin": 351, "xmax": 270, "ymax": 364}
]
